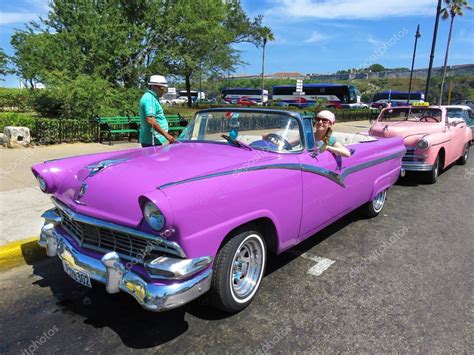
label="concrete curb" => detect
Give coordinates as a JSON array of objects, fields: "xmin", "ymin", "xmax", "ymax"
[{"xmin": 0, "ymin": 237, "xmax": 46, "ymax": 271}]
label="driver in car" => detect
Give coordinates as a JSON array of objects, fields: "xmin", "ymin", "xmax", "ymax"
[{"xmin": 314, "ymin": 110, "xmax": 351, "ymax": 157}]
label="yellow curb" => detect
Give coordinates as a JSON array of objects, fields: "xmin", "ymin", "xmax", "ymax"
[{"xmin": 0, "ymin": 237, "xmax": 46, "ymax": 270}]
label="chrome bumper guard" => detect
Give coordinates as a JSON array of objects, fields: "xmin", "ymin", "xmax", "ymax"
[
  {"xmin": 39, "ymin": 219, "xmax": 213, "ymax": 312},
  {"xmin": 401, "ymin": 162, "xmax": 433, "ymax": 172}
]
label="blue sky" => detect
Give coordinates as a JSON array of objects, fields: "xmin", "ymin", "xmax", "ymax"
[{"xmin": 1, "ymin": 0, "xmax": 473, "ymax": 87}]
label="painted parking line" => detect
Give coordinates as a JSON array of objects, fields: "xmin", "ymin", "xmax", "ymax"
[{"xmin": 289, "ymin": 251, "xmax": 336, "ymax": 276}]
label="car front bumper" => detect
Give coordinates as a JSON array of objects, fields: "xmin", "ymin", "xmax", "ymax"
[
  {"xmin": 39, "ymin": 223, "xmax": 213, "ymax": 312},
  {"xmin": 401, "ymin": 162, "xmax": 433, "ymax": 172}
]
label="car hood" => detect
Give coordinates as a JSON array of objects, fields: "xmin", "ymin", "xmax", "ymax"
[
  {"xmin": 51, "ymin": 142, "xmax": 280, "ymax": 227},
  {"xmin": 369, "ymin": 121, "xmax": 444, "ymax": 145}
]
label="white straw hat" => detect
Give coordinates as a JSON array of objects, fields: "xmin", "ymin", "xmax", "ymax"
[{"xmin": 148, "ymin": 75, "xmax": 168, "ymax": 87}]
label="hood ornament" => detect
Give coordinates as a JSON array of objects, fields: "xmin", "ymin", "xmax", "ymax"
[
  {"xmin": 86, "ymin": 158, "xmax": 129, "ymax": 177},
  {"xmin": 78, "ymin": 183, "xmax": 88, "ymax": 198},
  {"xmin": 74, "ymin": 182, "xmax": 88, "ymax": 205}
]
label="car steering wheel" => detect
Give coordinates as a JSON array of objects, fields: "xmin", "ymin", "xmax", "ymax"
[
  {"xmin": 263, "ymin": 133, "xmax": 292, "ymax": 151},
  {"xmin": 419, "ymin": 116, "xmax": 438, "ymax": 122}
]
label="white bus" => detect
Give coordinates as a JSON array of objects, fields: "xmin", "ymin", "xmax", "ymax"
[
  {"xmin": 372, "ymin": 91, "xmax": 425, "ymax": 107},
  {"xmin": 272, "ymin": 83, "xmax": 361, "ymax": 109},
  {"xmin": 222, "ymin": 88, "xmax": 269, "ymax": 105}
]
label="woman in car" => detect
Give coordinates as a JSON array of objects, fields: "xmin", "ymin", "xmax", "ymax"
[{"xmin": 314, "ymin": 110, "xmax": 351, "ymax": 157}]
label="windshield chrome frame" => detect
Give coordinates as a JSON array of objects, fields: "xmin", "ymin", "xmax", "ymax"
[
  {"xmin": 379, "ymin": 107, "xmax": 443, "ymax": 123},
  {"xmin": 178, "ymin": 108, "xmax": 308, "ymax": 154}
]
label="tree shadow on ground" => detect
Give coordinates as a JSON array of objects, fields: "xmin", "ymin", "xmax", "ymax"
[{"xmin": 30, "ymin": 258, "xmax": 188, "ymax": 349}]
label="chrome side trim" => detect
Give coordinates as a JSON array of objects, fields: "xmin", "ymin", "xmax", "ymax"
[
  {"xmin": 339, "ymin": 151, "xmax": 405, "ymax": 184},
  {"xmin": 51, "ymin": 198, "xmax": 187, "ymax": 258},
  {"xmin": 300, "ymin": 165, "xmax": 343, "ymax": 186},
  {"xmin": 158, "ymin": 150, "xmax": 405, "ymax": 190},
  {"xmin": 158, "ymin": 164, "xmax": 303, "ymax": 190}
]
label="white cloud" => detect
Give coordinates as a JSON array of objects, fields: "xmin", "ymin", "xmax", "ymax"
[
  {"xmin": 25, "ymin": 0, "xmax": 51, "ymax": 13},
  {"xmin": 367, "ymin": 35, "xmax": 383, "ymax": 47},
  {"xmin": 0, "ymin": 12, "xmax": 40, "ymax": 25},
  {"xmin": 304, "ymin": 31, "xmax": 332, "ymax": 43},
  {"xmin": 267, "ymin": 0, "xmax": 435, "ymax": 20}
]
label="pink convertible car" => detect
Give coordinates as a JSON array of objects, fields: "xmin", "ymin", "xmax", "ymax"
[{"xmin": 369, "ymin": 105, "xmax": 472, "ymax": 183}]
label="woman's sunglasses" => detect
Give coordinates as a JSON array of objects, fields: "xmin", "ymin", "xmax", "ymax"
[{"xmin": 314, "ymin": 118, "xmax": 331, "ymax": 125}]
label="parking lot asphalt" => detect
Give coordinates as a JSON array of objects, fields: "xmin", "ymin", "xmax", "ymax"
[{"xmin": 0, "ymin": 151, "xmax": 472, "ymax": 353}]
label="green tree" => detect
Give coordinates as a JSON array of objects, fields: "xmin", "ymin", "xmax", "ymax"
[
  {"xmin": 157, "ymin": 0, "xmax": 267, "ymax": 107},
  {"xmin": 10, "ymin": 31, "xmax": 58, "ymax": 88},
  {"xmin": 0, "ymin": 48, "xmax": 11, "ymax": 80},
  {"xmin": 438, "ymin": 0, "xmax": 472, "ymax": 104},
  {"xmin": 368, "ymin": 64, "xmax": 386, "ymax": 72},
  {"xmin": 257, "ymin": 27, "xmax": 274, "ymax": 103},
  {"xmin": 11, "ymin": 0, "xmax": 164, "ymax": 88}
]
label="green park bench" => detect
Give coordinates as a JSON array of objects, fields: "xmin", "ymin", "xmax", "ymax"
[{"xmin": 97, "ymin": 114, "xmax": 188, "ymax": 145}]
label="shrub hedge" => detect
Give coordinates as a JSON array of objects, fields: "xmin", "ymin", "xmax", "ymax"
[{"xmin": 0, "ymin": 88, "xmax": 33, "ymax": 112}]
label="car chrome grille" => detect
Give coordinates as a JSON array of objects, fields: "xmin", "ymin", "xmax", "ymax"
[
  {"xmin": 402, "ymin": 147, "xmax": 425, "ymax": 163},
  {"xmin": 57, "ymin": 208, "xmax": 179, "ymax": 262}
]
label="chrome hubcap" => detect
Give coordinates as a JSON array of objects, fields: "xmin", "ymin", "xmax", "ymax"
[
  {"xmin": 231, "ymin": 237, "xmax": 264, "ymax": 299},
  {"xmin": 373, "ymin": 190, "xmax": 386, "ymax": 212}
]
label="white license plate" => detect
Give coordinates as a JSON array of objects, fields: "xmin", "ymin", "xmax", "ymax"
[{"xmin": 62, "ymin": 260, "xmax": 92, "ymax": 288}]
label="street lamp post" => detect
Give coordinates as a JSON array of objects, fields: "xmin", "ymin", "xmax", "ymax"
[
  {"xmin": 407, "ymin": 25, "xmax": 421, "ymax": 105},
  {"xmin": 261, "ymin": 36, "xmax": 267, "ymax": 105},
  {"xmin": 425, "ymin": 0, "xmax": 442, "ymax": 102}
]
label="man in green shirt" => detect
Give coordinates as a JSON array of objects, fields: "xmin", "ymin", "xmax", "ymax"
[{"xmin": 139, "ymin": 75, "xmax": 176, "ymax": 147}]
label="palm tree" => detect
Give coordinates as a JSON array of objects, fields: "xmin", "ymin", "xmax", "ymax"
[
  {"xmin": 438, "ymin": 0, "xmax": 472, "ymax": 105},
  {"xmin": 259, "ymin": 27, "xmax": 274, "ymax": 104}
]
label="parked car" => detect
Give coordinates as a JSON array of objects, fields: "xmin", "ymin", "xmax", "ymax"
[
  {"xmin": 171, "ymin": 96, "xmax": 188, "ymax": 105},
  {"xmin": 341, "ymin": 102, "xmax": 370, "ymax": 109},
  {"xmin": 444, "ymin": 105, "xmax": 474, "ymax": 143},
  {"xmin": 272, "ymin": 101, "xmax": 290, "ymax": 107},
  {"xmin": 371, "ymin": 100, "xmax": 391, "ymax": 110},
  {"xmin": 369, "ymin": 105, "xmax": 472, "ymax": 183},
  {"xmin": 236, "ymin": 96, "xmax": 258, "ymax": 106},
  {"xmin": 454, "ymin": 100, "xmax": 474, "ymax": 110},
  {"xmin": 33, "ymin": 108, "xmax": 405, "ymax": 313},
  {"xmin": 159, "ymin": 98, "xmax": 171, "ymax": 106}
]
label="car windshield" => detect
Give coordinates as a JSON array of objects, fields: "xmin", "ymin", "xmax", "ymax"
[
  {"xmin": 446, "ymin": 108, "xmax": 467, "ymax": 119},
  {"xmin": 379, "ymin": 107, "xmax": 442, "ymax": 122},
  {"xmin": 178, "ymin": 110, "xmax": 303, "ymax": 152}
]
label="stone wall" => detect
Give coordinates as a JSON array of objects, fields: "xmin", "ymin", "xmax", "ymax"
[{"xmin": 307, "ymin": 64, "xmax": 474, "ymax": 81}]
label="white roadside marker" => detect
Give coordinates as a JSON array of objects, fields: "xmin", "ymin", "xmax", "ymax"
[{"xmin": 289, "ymin": 251, "xmax": 336, "ymax": 276}]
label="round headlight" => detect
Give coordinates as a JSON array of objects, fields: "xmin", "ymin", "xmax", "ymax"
[
  {"xmin": 416, "ymin": 139, "xmax": 430, "ymax": 150},
  {"xmin": 143, "ymin": 201, "xmax": 165, "ymax": 231},
  {"xmin": 37, "ymin": 175, "xmax": 47, "ymax": 192}
]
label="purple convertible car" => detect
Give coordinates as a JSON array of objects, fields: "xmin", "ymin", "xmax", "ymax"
[{"xmin": 32, "ymin": 108, "xmax": 405, "ymax": 313}]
